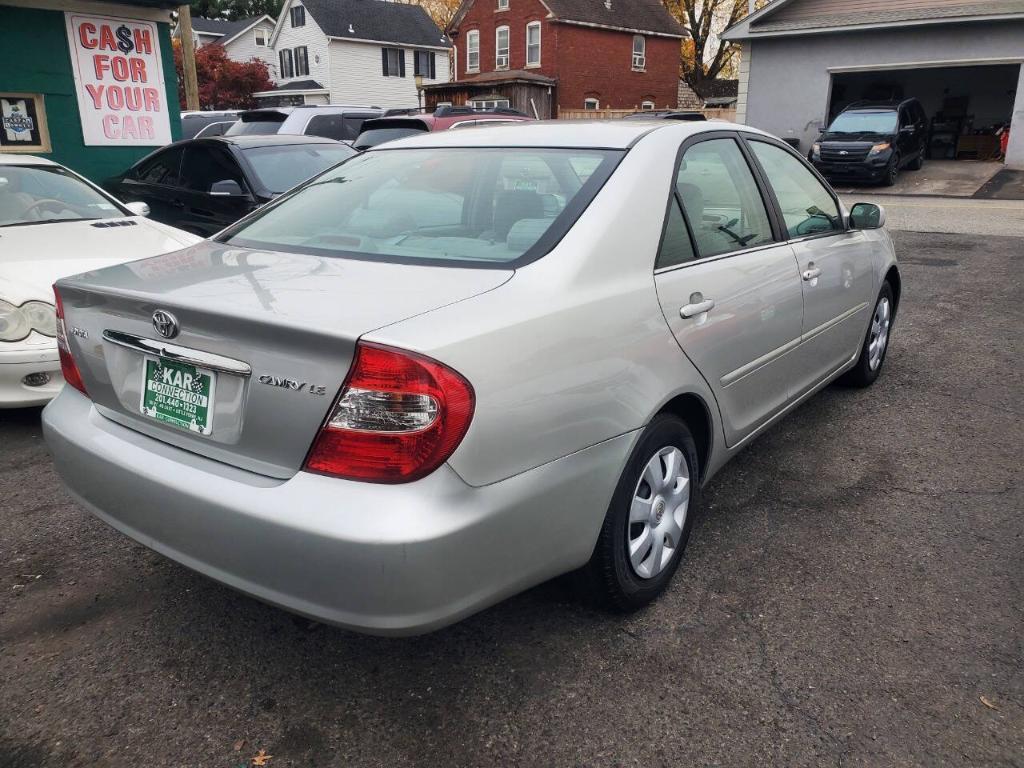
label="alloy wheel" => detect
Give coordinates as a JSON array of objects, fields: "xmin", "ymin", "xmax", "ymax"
[
  {"xmin": 868, "ymin": 296, "xmax": 891, "ymax": 370},
  {"xmin": 627, "ymin": 446, "xmax": 690, "ymax": 579}
]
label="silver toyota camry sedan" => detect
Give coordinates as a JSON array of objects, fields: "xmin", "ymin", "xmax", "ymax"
[{"xmin": 43, "ymin": 121, "xmax": 899, "ymax": 635}]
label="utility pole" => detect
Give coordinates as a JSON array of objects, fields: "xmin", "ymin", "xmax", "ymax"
[{"xmin": 178, "ymin": 4, "xmax": 200, "ymax": 111}]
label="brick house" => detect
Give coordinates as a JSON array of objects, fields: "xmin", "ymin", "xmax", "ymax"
[{"xmin": 425, "ymin": 0, "xmax": 687, "ymax": 117}]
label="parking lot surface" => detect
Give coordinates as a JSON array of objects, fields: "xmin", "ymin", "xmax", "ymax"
[{"xmin": 1, "ymin": 227, "xmax": 1022, "ymax": 767}]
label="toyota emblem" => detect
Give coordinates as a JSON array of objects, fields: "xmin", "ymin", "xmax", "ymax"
[{"xmin": 152, "ymin": 310, "xmax": 179, "ymax": 339}]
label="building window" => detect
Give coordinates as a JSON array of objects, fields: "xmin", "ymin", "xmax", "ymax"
[
  {"xmin": 279, "ymin": 48, "xmax": 294, "ymax": 79},
  {"xmin": 495, "ymin": 26, "xmax": 509, "ymax": 70},
  {"xmin": 470, "ymin": 98, "xmax": 510, "ymax": 109},
  {"xmin": 584, "ymin": 97, "xmax": 599, "ymax": 110},
  {"xmin": 497, "ymin": 0, "xmax": 509, "ymax": 8},
  {"xmin": 526, "ymin": 22, "xmax": 540, "ymax": 67},
  {"xmin": 290, "ymin": 5, "xmax": 305, "ymax": 27},
  {"xmin": 641, "ymin": 100, "xmax": 655, "ymax": 110},
  {"xmin": 414, "ymin": 50, "xmax": 436, "ymax": 79},
  {"xmin": 294, "ymin": 46, "xmax": 309, "ymax": 76},
  {"xmin": 466, "ymin": 30, "xmax": 480, "ymax": 73},
  {"xmin": 254, "ymin": 29, "xmax": 267, "ymax": 47},
  {"xmin": 632, "ymin": 35, "xmax": 645, "ymax": 70},
  {"xmin": 382, "ymin": 47, "xmax": 405, "ymax": 77}
]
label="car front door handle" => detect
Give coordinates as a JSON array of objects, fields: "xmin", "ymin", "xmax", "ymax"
[
  {"xmin": 680, "ymin": 298, "xmax": 715, "ymax": 318},
  {"xmin": 802, "ymin": 266, "xmax": 822, "ymax": 281}
]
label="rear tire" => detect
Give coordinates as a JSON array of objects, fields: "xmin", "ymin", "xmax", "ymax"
[
  {"xmin": 908, "ymin": 152, "xmax": 924, "ymax": 171},
  {"xmin": 583, "ymin": 414, "xmax": 700, "ymax": 611},
  {"xmin": 841, "ymin": 282, "xmax": 894, "ymax": 388}
]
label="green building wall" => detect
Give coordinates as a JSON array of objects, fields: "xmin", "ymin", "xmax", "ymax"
[{"xmin": 0, "ymin": 5, "xmax": 181, "ymax": 183}]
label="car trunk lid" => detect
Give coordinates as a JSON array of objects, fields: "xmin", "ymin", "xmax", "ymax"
[{"xmin": 57, "ymin": 240, "xmax": 512, "ymax": 478}]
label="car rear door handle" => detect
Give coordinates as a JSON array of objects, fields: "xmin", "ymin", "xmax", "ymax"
[
  {"xmin": 680, "ymin": 298, "xmax": 715, "ymax": 318},
  {"xmin": 802, "ymin": 266, "xmax": 822, "ymax": 281}
]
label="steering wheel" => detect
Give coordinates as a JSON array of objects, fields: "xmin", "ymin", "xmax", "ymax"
[{"xmin": 18, "ymin": 198, "xmax": 71, "ymax": 219}]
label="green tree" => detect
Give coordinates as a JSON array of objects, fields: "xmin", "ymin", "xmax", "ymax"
[
  {"xmin": 664, "ymin": 0, "xmax": 769, "ymax": 88},
  {"xmin": 189, "ymin": 0, "xmax": 282, "ymax": 21}
]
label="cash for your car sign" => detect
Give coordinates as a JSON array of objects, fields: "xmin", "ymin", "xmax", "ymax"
[{"xmin": 64, "ymin": 13, "xmax": 172, "ymax": 146}]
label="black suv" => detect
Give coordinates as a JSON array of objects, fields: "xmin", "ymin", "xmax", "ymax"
[{"xmin": 810, "ymin": 99, "xmax": 927, "ymax": 186}]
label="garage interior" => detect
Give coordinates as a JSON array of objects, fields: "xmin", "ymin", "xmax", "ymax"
[{"xmin": 828, "ymin": 64, "xmax": 1019, "ymax": 163}]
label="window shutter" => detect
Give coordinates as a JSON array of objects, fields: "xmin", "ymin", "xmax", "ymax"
[
  {"xmin": 280, "ymin": 49, "xmax": 286, "ymax": 77},
  {"xmin": 429, "ymin": 52, "xmax": 436, "ymax": 80},
  {"xmin": 398, "ymin": 49, "xmax": 406, "ymax": 77},
  {"xmin": 382, "ymin": 48, "xmax": 389, "ymax": 76}
]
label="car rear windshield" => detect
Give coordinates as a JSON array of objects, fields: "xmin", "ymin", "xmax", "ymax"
[
  {"xmin": 354, "ymin": 126, "xmax": 429, "ymax": 150},
  {"xmin": 241, "ymin": 144, "xmax": 357, "ymax": 194},
  {"xmin": 828, "ymin": 110, "xmax": 898, "ymax": 135},
  {"xmin": 222, "ymin": 147, "xmax": 622, "ymax": 267},
  {"xmin": 226, "ymin": 113, "xmax": 287, "ymax": 136}
]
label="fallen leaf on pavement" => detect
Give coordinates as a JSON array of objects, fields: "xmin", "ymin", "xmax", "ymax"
[
  {"xmin": 252, "ymin": 748, "xmax": 272, "ymax": 766},
  {"xmin": 980, "ymin": 696, "xmax": 999, "ymax": 711},
  {"xmin": 233, "ymin": 739, "xmax": 246, "ymax": 752}
]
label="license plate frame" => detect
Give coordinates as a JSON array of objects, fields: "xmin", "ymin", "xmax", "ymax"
[{"xmin": 139, "ymin": 355, "xmax": 217, "ymax": 436}]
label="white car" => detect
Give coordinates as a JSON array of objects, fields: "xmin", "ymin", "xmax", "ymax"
[{"xmin": 0, "ymin": 154, "xmax": 200, "ymax": 407}]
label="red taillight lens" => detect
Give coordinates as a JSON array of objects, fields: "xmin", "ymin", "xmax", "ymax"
[
  {"xmin": 304, "ymin": 342, "xmax": 475, "ymax": 483},
  {"xmin": 53, "ymin": 286, "xmax": 88, "ymax": 397}
]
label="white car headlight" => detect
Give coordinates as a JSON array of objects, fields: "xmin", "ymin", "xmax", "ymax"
[{"xmin": 0, "ymin": 299, "xmax": 57, "ymax": 341}]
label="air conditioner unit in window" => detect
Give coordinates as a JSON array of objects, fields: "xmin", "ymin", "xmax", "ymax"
[
  {"xmin": 632, "ymin": 55, "xmax": 645, "ymax": 69},
  {"xmin": 497, "ymin": 55, "xmax": 509, "ymax": 68}
]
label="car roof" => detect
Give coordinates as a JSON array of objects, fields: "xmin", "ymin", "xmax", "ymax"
[
  {"xmin": 370, "ymin": 119, "xmax": 757, "ymax": 150},
  {"xmin": 200, "ymin": 134, "xmax": 345, "ymax": 148},
  {"xmin": 0, "ymin": 153, "xmax": 58, "ymax": 166}
]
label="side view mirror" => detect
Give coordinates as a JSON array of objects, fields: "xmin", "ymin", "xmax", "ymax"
[
  {"xmin": 849, "ymin": 202, "xmax": 886, "ymax": 230},
  {"xmin": 124, "ymin": 201, "xmax": 150, "ymax": 217},
  {"xmin": 210, "ymin": 179, "xmax": 245, "ymax": 196}
]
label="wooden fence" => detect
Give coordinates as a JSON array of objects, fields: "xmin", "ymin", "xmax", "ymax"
[{"xmin": 558, "ymin": 106, "xmax": 737, "ymax": 122}]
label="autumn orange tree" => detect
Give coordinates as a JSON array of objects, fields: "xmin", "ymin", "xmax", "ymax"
[
  {"xmin": 172, "ymin": 39, "xmax": 274, "ymax": 110},
  {"xmin": 665, "ymin": 0, "xmax": 770, "ymax": 88}
]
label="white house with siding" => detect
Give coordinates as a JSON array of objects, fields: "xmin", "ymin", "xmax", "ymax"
[
  {"xmin": 261, "ymin": 0, "xmax": 451, "ymax": 108},
  {"xmin": 174, "ymin": 16, "xmax": 278, "ymax": 76}
]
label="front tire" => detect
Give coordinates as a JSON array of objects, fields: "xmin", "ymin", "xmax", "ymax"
[
  {"xmin": 842, "ymin": 282, "xmax": 894, "ymax": 387},
  {"xmin": 584, "ymin": 415, "xmax": 700, "ymax": 611},
  {"xmin": 881, "ymin": 155, "xmax": 900, "ymax": 187}
]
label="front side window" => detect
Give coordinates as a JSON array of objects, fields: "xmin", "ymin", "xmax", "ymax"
[
  {"xmin": 632, "ymin": 35, "xmax": 645, "ymax": 70},
  {"xmin": 0, "ymin": 164, "xmax": 125, "ymax": 227},
  {"xmin": 526, "ymin": 22, "xmax": 541, "ymax": 66},
  {"xmin": 290, "ymin": 5, "xmax": 305, "ymax": 27},
  {"xmin": 295, "ymin": 46, "xmax": 309, "ymax": 77},
  {"xmin": 677, "ymin": 138, "xmax": 773, "ymax": 258},
  {"xmin": 223, "ymin": 147, "xmax": 622, "ymax": 266},
  {"xmin": 180, "ymin": 146, "xmax": 246, "ymax": 194},
  {"xmin": 254, "ymin": 29, "xmax": 267, "ymax": 47},
  {"xmin": 495, "ymin": 26, "xmax": 509, "ymax": 69},
  {"xmin": 279, "ymin": 49, "xmax": 294, "ymax": 79},
  {"xmin": 382, "ymin": 47, "xmax": 405, "ymax": 77},
  {"xmin": 135, "ymin": 147, "xmax": 185, "ymax": 186},
  {"xmin": 750, "ymin": 141, "xmax": 841, "ymax": 238},
  {"xmin": 466, "ymin": 30, "xmax": 480, "ymax": 72}
]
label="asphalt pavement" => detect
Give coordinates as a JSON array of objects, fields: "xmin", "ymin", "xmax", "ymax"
[{"xmin": 1, "ymin": 216, "xmax": 1022, "ymax": 767}]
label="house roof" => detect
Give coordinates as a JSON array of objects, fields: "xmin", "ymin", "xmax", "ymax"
[
  {"xmin": 266, "ymin": 79, "xmax": 327, "ymax": 91},
  {"xmin": 297, "ymin": 0, "xmax": 451, "ymax": 47},
  {"xmin": 450, "ymin": 0, "xmax": 687, "ymax": 38},
  {"xmin": 724, "ymin": 0, "xmax": 1024, "ymax": 40},
  {"xmin": 191, "ymin": 16, "xmax": 261, "ymax": 37}
]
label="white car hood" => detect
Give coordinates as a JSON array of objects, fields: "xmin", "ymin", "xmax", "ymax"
[{"xmin": 0, "ymin": 217, "xmax": 200, "ymax": 304}]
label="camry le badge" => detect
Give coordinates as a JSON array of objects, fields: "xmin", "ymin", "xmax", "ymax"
[
  {"xmin": 152, "ymin": 310, "xmax": 179, "ymax": 339},
  {"xmin": 258, "ymin": 374, "xmax": 327, "ymax": 396}
]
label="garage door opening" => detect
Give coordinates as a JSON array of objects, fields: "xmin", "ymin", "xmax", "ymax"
[{"xmin": 828, "ymin": 64, "xmax": 1019, "ymax": 162}]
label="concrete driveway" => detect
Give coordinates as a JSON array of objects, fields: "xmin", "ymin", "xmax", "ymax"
[
  {"xmin": 1, "ymin": 205, "xmax": 1021, "ymax": 767},
  {"xmin": 830, "ymin": 159, "xmax": 1003, "ymax": 197}
]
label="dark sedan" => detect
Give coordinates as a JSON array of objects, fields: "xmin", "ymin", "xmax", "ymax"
[{"xmin": 105, "ymin": 135, "xmax": 356, "ymax": 236}]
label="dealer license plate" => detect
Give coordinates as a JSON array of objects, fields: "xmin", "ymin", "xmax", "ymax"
[{"xmin": 140, "ymin": 356, "xmax": 216, "ymax": 435}]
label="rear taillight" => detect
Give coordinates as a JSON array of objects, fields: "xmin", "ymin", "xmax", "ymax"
[
  {"xmin": 304, "ymin": 342, "xmax": 474, "ymax": 483},
  {"xmin": 53, "ymin": 286, "xmax": 88, "ymax": 397}
]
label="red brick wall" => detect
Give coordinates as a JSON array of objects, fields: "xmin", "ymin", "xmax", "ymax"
[
  {"xmin": 555, "ymin": 26, "xmax": 680, "ymax": 111},
  {"xmin": 451, "ymin": 0, "xmax": 555, "ymax": 80}
]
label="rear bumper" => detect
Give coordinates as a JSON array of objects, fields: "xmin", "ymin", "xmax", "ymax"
[
  {"xmin": 0, "ymin": 343, "xmax": 64, "ymax": 408},
  {"xmin": 42, "ymin": 388, "xmax": 634, "ymax": 635}
]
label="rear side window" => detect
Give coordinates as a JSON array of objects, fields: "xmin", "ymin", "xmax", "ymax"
[
  {"xmin": 749, "ymin": 141, "xmax": 841, "ymax": 238},
  {"xmin": 223, "ymin": 147, "xmax": 622, "ymax": 266},
  {"xmin": 305, "ymin": 113, "xmax": 375, "ymax": 141},
  {"xmin": 134, "ymin": 147, "xmax": 184, "ymax": 186},
  {"xmin": 677, "ymin": 138, "xmax": 773, "ymax": 258}
]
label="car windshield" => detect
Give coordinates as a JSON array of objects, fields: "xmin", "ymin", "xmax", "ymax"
[
  {"xmin": 0, "ymin": 165, "xmax": 125, "ymax": 227},
  {"xmin": 241, "ymin": 144, "xmax": 357, "ymax": 194},
  {"xmin": 354, "ymin": 126, "xmax": 429, "ymax": 150},
  {"xmin": 828, "ymin": 110, "xmax": 898, "ymax": 135},
  {"xmin": 222, "ymin": 146, "xmax": 622, "ymax": 266}
]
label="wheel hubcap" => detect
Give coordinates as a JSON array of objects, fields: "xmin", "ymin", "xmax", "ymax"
[
  {"xmin": 627, "ymin": 446, "xmax": 690, "ymax": 580},
  {"xmin": 868, "ymin": 296, "xmax": 890, "ymax": 371}
]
